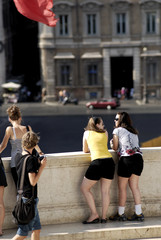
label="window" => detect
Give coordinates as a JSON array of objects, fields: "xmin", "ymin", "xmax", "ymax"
[
  {"xmin": 111, "ymin": 1, "xmax": 130, "ymax": 38},
  {"xmin": 140, "ymin": 2, "xmax": 160, "ymax": 38},
  {"xmin": 88, "ymin": 65, "xmax": 98, "ymax": 85},
  {"xmin": 81, "ymin": 1, "xmax": 102, "ymax": 38},
  {"xmin": 146, "ymin": 12, "xmax": 156, "ymax": 34},
  {"xmin": 54, "ymin": 2, "xmax": 74, "ymax": 38},
  {"xmin": 116, "ymin": 13, "xmax": 126, "ymax": 34},
  {"xmin": 147, "ymin": 62, "xmax": 158, "ymax": 84},
  {"xmin": 87, "ymin": 14, "xmax": 97, "ymax": 35},
  {"xmin": 59, "ymin": 15, "xmax": 69, "ymax": 36},
  {"xmin": 61, "ymin": 65, "xmax": 70, "ymax": 85}
]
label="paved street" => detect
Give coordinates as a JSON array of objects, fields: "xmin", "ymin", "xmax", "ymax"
[
  {"xmin": 0, "ymin": 98, "xmax": 161, "ymax": 116},
  {"xmin": 0, "ymin": 99, "xmax": 161, "ymax": 157}
]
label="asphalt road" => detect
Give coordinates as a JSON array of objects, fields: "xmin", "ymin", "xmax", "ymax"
[{"xmin": 0, "ymin": 99, "xmax": 161, "ymax": 157}]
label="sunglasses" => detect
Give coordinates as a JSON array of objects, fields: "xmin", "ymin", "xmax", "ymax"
[{"xmin": 114, "ymin": 118, "xmax": 119, "ymax": 121}]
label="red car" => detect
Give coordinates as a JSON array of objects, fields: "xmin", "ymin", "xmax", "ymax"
[{"xmin": 86, "ymin": 98, "xmax": 120, "ymax": 110}]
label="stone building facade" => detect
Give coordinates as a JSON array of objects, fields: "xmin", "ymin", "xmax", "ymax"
[
  {"xmin": 1, "ymin": 0, "xmax": 161, "ymax": 101},
  {"xmin": 39, "ymin": 0, "xmax": 161, "ymax": 101}
]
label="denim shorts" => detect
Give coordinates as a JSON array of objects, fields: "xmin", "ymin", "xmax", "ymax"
[{"xmin": 17, "ymin": 197, "xmax": 41, "ymax": 236}]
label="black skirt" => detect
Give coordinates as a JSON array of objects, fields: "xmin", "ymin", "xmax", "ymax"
[{"xmin": 0, "ymin": 159, "xmax": 7, "ymax": 187}]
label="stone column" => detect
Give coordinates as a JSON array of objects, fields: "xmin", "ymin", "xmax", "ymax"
[
  {"xmin": 103, "ymin": 48, "xmax": 111, "ymax": 98},
  {"xmin": 133, "ymin": 47, "xmax": 141, "ymax": 99},
  {"xmin": 0, "ymin": 1, "xmax": 5, "ymax": 92},
  {"xmin": 38, "ymin": 23, "xmax": 56, "ymax": 102}
]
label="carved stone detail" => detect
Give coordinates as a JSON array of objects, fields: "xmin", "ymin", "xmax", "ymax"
[
  {"xmin": 139, "ymin": 0, "xmax": 161, "ymax": 9},
  {"xmin": 80, "ymin": 0, "xmax": 103, "ymax": 11},
  {"xmin": 54, "ymin": 1, "xmax": 74, "ymax": 12},
  {"xmin": 110, "ymin": 1, "xmax": 131, "ymax": 11}
]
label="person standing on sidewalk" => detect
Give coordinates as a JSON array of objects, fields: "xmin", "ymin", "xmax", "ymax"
[
  {"xmin": 81, "ymin": 117, "xmax": 115, "ymax": 224},
  {"xmin": 0, "ymin": 156, "xmax": 7, "ymax": 236},
  {"xmin": 0, "ymin": 105, "xmax": 43, "ymax": 187},
  {"xmin": 12, "ymin": 131, "xmax": 47, "ymax": 240},
  {"xmin": 109, "ymin": 112, "xmax": 144, "ymax": 221}
]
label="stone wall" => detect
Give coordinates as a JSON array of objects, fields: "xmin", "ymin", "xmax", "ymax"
[{"xmin": 3, "ymin": 147, "xmax": 161, "ymax": 229}]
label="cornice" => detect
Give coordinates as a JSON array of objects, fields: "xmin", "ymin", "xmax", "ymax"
[
  {"xmin": 80, "ymin": 0, "xmax": 103, "ymax": 7},
  {"xmin": 139, "ymin": 0, "xmax": 161, "ymax": 4},
  {"xmin": 54, "ymin": 1, "xmax": 75, "ymax": 7},
  {"xmin": 110, "ymin": 0, "xmax": 132, "ymax": 4}
]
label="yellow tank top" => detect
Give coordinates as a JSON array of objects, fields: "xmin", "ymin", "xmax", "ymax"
[{"xmin": 86, "ymin": 131, "xmax": 112, "ymax": 161}]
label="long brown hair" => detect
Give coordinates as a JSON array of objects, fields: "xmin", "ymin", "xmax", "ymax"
[
  {"xmin": 84, "ymin": 117, "xmax": 105, "ymax": 133},
  {"xmin": 117, "ymin": 112, "xmax": 138, "ymax": 135}
]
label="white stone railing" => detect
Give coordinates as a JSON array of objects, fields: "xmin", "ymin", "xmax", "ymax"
[{"xmin": 3, "ymin": 147, "xmax": 161, "ymax": 229}]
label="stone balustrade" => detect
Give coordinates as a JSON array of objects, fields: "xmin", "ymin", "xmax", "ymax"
[{"xmin": 3, "ymin": 147, "xmax": 161, "ymax": 229}]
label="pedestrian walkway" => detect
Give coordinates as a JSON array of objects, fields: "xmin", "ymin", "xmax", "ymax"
[{"xmin": 2, "ymin": 217, "xmax": 161, "ymax": 240}]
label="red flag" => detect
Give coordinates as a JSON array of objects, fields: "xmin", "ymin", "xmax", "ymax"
[{"xmin": 13, "ymin": 0, "xmax": 58, "ymax": 27}]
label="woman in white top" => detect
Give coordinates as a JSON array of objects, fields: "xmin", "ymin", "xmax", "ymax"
[
  {"xmin": 109, "ymin": 112, "xmax": 144, "ymax": 221},
  {"xmin": 0, "ymin": 105, "xmax": 43, "ymax": 187}
]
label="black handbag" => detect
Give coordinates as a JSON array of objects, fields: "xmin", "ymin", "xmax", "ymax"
[{"xmin": 12, "ymin": 155, "xmax": 35, "ymax": 225}]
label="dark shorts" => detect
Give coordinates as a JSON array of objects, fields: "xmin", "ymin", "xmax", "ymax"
[
  {"xmin": 85, "ymin": 158, "xmax": 115, "ymax": 181},
  {"xmin": 0, "ymin": 160, "xmax": 7, "ymax": 187},
  {"xmin": 118, "ymin": 154, "xmax": 144, "ymax": 178}
]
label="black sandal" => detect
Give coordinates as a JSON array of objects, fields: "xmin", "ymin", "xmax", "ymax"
[
  {"xmin": 101, "ymin": 218, "xmax": 107, "ymax": 223},
  {"xmin": 82, "ymin": 218, "xmax": 100, "ymax": 224}
]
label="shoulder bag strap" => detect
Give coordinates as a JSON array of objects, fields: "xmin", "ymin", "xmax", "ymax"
[
  {"xmin": 18, "ymin": 155, "xmax": 30, "ymax": 195},
  {"xmin": 26, "ymin": 125, "xmax": 30, "ymax": 131}
]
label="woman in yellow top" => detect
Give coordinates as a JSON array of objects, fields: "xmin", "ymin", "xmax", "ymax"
[{"xmin": 81, "ymin": 117, "xmax": 115, "ymax": 224}]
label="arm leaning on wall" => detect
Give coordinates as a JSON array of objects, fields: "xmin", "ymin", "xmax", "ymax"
[
  {"xmin": 0, "ymin": 127, "xmax": 11, "ymax": 153},
  {"xmin": 82, "ymin": 132, "xmax": 90, "ymax": 153}
]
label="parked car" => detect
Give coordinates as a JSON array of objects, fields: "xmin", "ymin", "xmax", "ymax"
[{"xmin": 86, "ymin": 98, "xmax": 120, "ymax": 110}]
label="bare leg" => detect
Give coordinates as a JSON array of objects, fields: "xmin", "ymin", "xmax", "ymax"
[
  {"xmin": 12, "ymin": 235, "xmax": 26, "ymax": 240},
  {"xmin": 129, "ymin": 174, "xmax": 141, "ymax": 205},
  {"xmin": 81, "ymin": 177, "xmax": 99, "ymax": 221},
  {"xmin": 31, "ymin": 230, "xmax": 41, "ymax": 240},
  {"xmin": 100, "ymin": 178, "xmax": 112, "ymax": 219},
  {"xmin": 118, "ymin": 177, "xmax": 129, "ymax": 207},
  {"xmin": 0, "ymin": 187, "xmax": 5, "ymax": 235}
]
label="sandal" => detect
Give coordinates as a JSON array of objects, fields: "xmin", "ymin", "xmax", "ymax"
[
  {"xmin": 101, "ymin": 218, "xmax": 107, "ymax": 223},
  {"xmin": 82, "ymin": 218, "xmax": 100, "ymax": 224}
]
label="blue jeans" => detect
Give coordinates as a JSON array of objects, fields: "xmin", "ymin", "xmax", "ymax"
[{"xmin": 17, "ymin": 198, "xmax": 41, "ymax": 236}]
